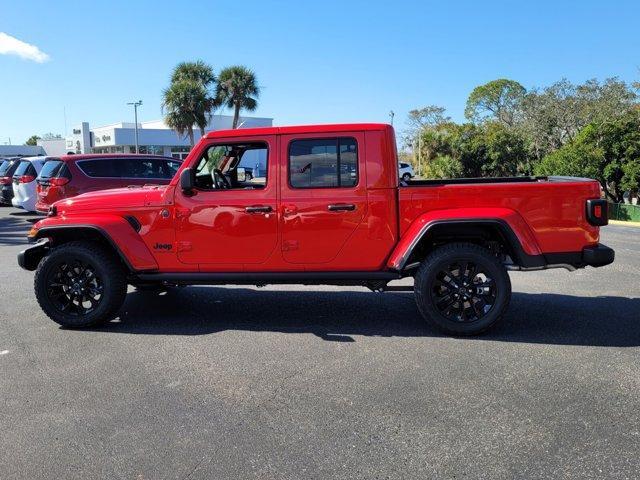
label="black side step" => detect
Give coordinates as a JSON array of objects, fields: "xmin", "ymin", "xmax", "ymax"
[{"xmin": 133, "ymin": 271, "xmax": 401, "ymax": 286}]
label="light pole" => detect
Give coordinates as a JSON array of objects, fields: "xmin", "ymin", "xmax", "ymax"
[
  {"xmin": 127, "ymin": 100, "xmax": 142, "ymax": 153},
  {"xmin": 389, "ymin": 110, "xmax": 395, "ymax": 126}
]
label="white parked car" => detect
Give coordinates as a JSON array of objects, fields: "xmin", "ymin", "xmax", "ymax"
[
  {"xmin": 11, "ymin": 156, "xmax": 46, "ymax": 212},
  {"xmin": 399, "ymin": 162, "xmax": 415, "ymax": 182}
]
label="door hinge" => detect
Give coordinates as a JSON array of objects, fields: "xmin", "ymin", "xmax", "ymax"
[{"xmin": 177, "ymin": 241, "xmax": 192, "ymax": 252}]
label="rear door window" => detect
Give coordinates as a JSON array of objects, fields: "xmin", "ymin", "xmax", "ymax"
[
  {"xmin": 77, "ymin": 159, "xmax": 117, "ymax": 177},
  {"xmin": 77, "ymin": 157, "xmax": 181, "ymax": 179},
  {"xmin": 289, "ymin": 137, "xmax": 358, "ymax": 188},
  {"xmin": 118, "ymin": 158, "xmax": 182, "ymax": 179}
]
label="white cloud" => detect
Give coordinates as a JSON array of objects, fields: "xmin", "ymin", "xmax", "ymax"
[{"xmin": 0, "ymin": 32, "xmax": 50, "ymax": 63}]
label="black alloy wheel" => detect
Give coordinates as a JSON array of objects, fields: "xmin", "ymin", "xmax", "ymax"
[
  {"xmin": 45, "ymin": 259, "xmax": 104, "ymax": 316},
  {"xmin": 34, "ymin": 241, "xmax": 127, "ymax": 328},
  {"xmin": 414, "ymin": 243, "xmax": 511, "ymax": 335},
  {"xmin": 430, "ymin": 260, "xmax": 497, "ymax": 323}
]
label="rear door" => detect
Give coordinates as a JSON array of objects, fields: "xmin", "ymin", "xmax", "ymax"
[{"xmin": 279, "ymin": 133, "xmax": 367, "ymax": 264}]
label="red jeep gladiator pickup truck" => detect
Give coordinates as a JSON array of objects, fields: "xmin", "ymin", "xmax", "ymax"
[{"xmin": 18, "ymin": 123, "xmax": 614, "ymax": 335}]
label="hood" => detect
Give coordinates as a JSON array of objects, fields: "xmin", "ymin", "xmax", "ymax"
[{"xmin": 55, "ymin": 185, "xmax": 171, "ymax": 214}]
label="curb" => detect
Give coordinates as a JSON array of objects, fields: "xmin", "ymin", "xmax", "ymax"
[{"xmin": 609, "ymin": 219, "xmax": 640, "ymax": 228}]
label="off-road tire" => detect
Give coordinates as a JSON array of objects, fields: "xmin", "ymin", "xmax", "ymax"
[
  {"xmin": 414, "ymin": 242, "xmax": 511, "ymax": 335},
  {"xmin": 34, "ymin": 241, "xmax": 127, "ymax": 328}
]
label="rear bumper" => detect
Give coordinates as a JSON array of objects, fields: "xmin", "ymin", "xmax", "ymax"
[
  {"xmin": 513, "ymin": 243, "xmax": 615, "ymax": 271},
  {"xmin": 35, "ymin": 201, "xmax": 50, "ymax": 213},
  {"xmin": 1, "ymin": 186, "xmax": 13, "ymax": 204},
  {"xmin": 582, "ymin": 243, "xmax": 615, "ymax": 267}
]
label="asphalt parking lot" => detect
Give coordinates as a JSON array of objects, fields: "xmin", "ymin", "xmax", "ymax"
[{"xmin": 1, "ymin": 207, "xmax": 639, "ymax": 479}]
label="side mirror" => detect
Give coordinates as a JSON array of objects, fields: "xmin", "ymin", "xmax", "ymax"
[
  {"xmin": 236, "ymin": 167, "xmax": 246, "ymax": 182},
  {"xmin": 180, "ymin": 167, "xmax": 194, "ymax": 193}
]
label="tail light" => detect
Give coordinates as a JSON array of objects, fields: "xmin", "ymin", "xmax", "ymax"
[
  {"xmin": 586, "ymin": 199, "xmax": 608, "ymax": 226},
  {"xmin": 0, "ymin": 176, "xmax": 10, "ymax": 185},
  {"xmin": 50, "ymin": 177, "xmax": 70, "ymax": 187},
  {"xmin": 19, "ymin": 175, "xmax": 36, "ymax": 184}
]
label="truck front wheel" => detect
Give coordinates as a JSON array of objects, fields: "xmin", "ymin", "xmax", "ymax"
[
  {"xmin": 414, "ymin": 243, "xmax": 511, "ymax": 335},
  {"xmin": 34, "ymin": 241, "xmax": 127, "ymax": 328}
]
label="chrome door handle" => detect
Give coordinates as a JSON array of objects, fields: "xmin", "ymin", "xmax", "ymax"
[
  {"xmin": 245, "ymin": 205, "xmax": 273, "ymax": 214},
  {"xmin": 327, "ymin": 204, "xmax": 356, "ymax": 212}
]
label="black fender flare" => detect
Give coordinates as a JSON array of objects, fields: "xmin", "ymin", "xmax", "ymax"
[{"xmin": 394, "ymin": 219, "xmax": 546, "ymax": 271}]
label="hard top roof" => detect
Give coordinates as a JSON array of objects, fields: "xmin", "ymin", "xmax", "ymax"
[{"xmin": 204, "ymin": 123, "xmax": 392, "ymax": 139}]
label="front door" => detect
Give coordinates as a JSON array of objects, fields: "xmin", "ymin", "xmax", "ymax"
[
  {"xmin": 174, "ymin": 136, "xmax": 278, "ymax": 268},
  {"xmin": 279, "ymin": 133, "xmax": 367, "ymax": 264}
]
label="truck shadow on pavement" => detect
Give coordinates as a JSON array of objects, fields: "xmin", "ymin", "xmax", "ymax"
[
  {"xmin": 87, "ymin": 287, "xmax": 640, "ymax": 347},
  {"xmin": 0, "ymin": 212, "xmax": 38, "ymax": 245}
]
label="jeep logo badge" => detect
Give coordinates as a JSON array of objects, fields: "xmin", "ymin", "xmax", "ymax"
[{"xmin": 153, "ymin": 243, "xmax": 173, "ymax": 251}]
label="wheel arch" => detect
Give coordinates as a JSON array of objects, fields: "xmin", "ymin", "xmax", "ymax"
[
  {"xmin": 32, "ymin": 217, "xmax": 158, "ymax": 272},
  {"xmin": 388, "ymin": 213, "xmax": 544, "ymax": 271},
  {"xmin": 34, "ymin": 226, "xmax": 135, "ymax": 271}
]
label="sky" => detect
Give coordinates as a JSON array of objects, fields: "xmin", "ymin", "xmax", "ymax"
[{"xmin": 1, "ymin": 0, "xmax": 639, "ymax": 144}]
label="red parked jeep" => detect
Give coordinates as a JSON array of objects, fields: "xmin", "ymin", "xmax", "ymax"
[{"xmin": 19, "ymin": 124, "xmax": 614, "ymax": 335}]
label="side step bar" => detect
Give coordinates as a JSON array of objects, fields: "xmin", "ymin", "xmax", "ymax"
[{"xmin": 134, "ymin": 271, "xmax": 402, "ymax": 286}]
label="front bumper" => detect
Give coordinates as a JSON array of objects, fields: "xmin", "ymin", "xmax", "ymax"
[
  {"xmin": 17, "ymin": 238, "xmax": 50, "ymax": 271},
  {"xmin": 583, "ymin": 243, "xmax": 615, "ymax": 267}
]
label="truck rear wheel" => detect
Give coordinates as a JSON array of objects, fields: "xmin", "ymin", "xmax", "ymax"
[
  {"xmin": 34, "ymin": 241, "xmax": 127, "ymax": 328},
  {"xmin": 414, "ymin": 242, "xmax": 511, "ymax": 335}
]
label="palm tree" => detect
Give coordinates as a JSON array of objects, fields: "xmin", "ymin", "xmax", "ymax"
[
  {"xmin": 215, "ymin": 66, "xmax": 260, "ymax": 129},
  {"xmin": 171, "ymin": 60, "xmax": 216, "ymax": 87},
  {"xmin": 162, "ymin": 80, "xmax": 210, "ymax": 146},
  {"xmin": 162, "ymin": 61, "xmax": 215, "ymax": 144}
]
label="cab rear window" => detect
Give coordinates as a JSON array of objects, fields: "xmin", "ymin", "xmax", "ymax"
[{"xmin": 77, "ymin": 158, "xmax": 181, "ymax": 179}]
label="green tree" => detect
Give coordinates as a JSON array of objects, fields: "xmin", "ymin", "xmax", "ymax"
[
  {"xmin": 214, "ymin": 66, "xmax": 260, "ymax": 129},
  {"xmin": 522, "ymin": 78, "xmax": 637, "ymax": 159},
  {"xmin": 403, "ymin": 105, "xmax": 450, "ymax": 147},
  {"xmin": 465, "ymin": 79, "xmax": 526, "ymax": 126},
  {"xmin": 24, "ymin": 135, "xmax": 41, "ymax": 146},
  {"xmin": 621, "ymin": 161, "xmax": 640, "ymax": 198},
  {"xmin": 480, "ymin": 122, "xmax": 533, "ymax": 176},
  {"xmin": 170, "ymin": 60, "xmax": 216, "ymax": 86},
  {"xmin": 416, "ymin": 121, "xmax": 533, "ymax": 178},
  {"xmin": 162, "ymin": 61, "xmax": 216, "ymax": 145},
  {"xmin": 424, "ymin": 155, "xmax": 464, "ymax": 179},
  {"xmin": 535, "ymin": 110, "xmax": 640, "ymax": 202}
]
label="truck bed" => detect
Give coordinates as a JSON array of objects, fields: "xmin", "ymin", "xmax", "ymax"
[
  {"xmin": 402, "ymin": 175, "xmax": 598, "ymax": 186},
  {"xmin": 398, "ymin": 176, "xmax": 602, "ymax": 255}
]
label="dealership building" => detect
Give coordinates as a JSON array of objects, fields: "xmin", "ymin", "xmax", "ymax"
[{"xmin": 38, "ymin": 114, "xmax": 273, "ymax": 161}]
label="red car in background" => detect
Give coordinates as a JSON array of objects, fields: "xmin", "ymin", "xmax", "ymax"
[{"xmin": 35, "ymin": 154, "xmax": 182, "ymax": 213}]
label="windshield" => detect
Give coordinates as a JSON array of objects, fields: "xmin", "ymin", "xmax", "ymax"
[
  {"xmin": 0, "ymin": 159, "xmax": 16, "ymax": 176},
  {"xmin": 39, "ymin": 160, "xmax": 63, "ymax": 179}
]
